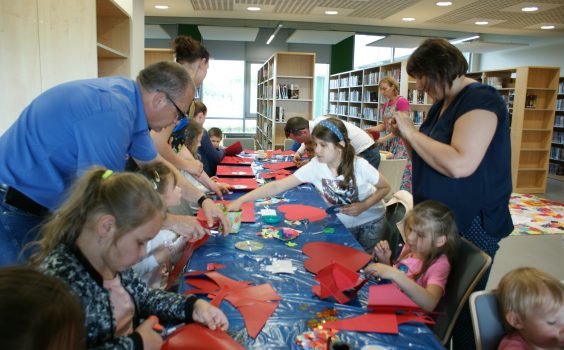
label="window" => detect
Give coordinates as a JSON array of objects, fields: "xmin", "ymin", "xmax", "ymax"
[
  {"xmin": 354, "ymin": 35, "xmax": 390, "ymax": 68},
  {"xmin": 314, "ymin": 63, "xmax": 330, "ymax": 117},
  {"xmin": 202, "ymin": 60, "xmax": 245, "ymax": 132}
]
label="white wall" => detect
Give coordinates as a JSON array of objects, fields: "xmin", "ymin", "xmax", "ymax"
[{"xmin": 479, "ymin": 37, "xmax": 564, "ymax": 75}]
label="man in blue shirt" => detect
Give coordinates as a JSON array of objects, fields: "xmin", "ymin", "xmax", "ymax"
[{"xmin": 0, "ymin": 61, "xmax": 229, "ymax": 266}]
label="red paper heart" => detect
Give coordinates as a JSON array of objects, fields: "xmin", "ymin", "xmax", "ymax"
[
  {"xmin": 162, "ymin": 323, "xmax": 244, "ymax": 350},
  {"xmin": 302, "ymin": 242, "xmax": 372, "ymax": 274},
  {"xmin": 277, "ymin": 204, "xmax": 327, "ymax": 222}
]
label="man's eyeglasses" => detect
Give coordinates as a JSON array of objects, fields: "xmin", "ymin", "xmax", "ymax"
[
  {"xmin": 285, "ymin": 128, "xmax": 306, "ymax": 138},
  {"xmin": 161, "ymin": 91, "xmax": 188, "ymax": 122}
]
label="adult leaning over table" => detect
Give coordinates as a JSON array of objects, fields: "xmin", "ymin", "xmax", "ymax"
[
  {"xmin": 0, "ymin": 61, "xmax": 230, "ymax": 267},
  {"xmin": 388, "ymin": 38, "xmax": 513, "ymax": 350}
]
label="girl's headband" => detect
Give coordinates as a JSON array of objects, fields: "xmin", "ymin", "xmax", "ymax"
[{"xmin": 319, "ymin": 119, "xmax": 345, "ymax": 142}]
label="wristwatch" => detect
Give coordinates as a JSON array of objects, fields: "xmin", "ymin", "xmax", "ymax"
[{"xmin": 197, "ymin": 195, "xmax": 209, "ymax": 208}]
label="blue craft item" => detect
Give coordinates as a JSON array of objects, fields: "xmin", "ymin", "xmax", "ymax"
[
  {"xmin": 325, "ymin": 204, "xmax": 342, "ymax": 215},
  {"xmin": 398, "ymin": 263, "xmax": 409, "ymax": 274},
  {"xmin": 263, "ymin": 215, "xmax": 280, "ymax": 224}
]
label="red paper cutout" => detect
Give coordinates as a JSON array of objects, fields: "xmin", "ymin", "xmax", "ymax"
[
  {"xmin": 184, "ymin": 270, "xmax": 281, "ymax": 339},
  {"xmin": 242, "ymin": 149, "xmax": 256, "ymax": 154},
  {"xmin": 166, "ymin": 235, "xmax": 209, "ymax": 290},
  {"xmin": 238, "ymin": 301, "xmax": 279, "ymax": 339},
  {"xmin": 197, "ymin": 200, "xmax": 255, "ymax": 223},
  {"xmin": 216, "ymin": 166, "xmax": 254, "ymax": 177},
  {"xmin": 322, "ymin": 313, "xmax": 399, "ymax": 334},
  {"xmin": 215, "ymin": 177, "xmax": 258, "ymax": 190},
  {"xmin": 312, "ymin": 262, "xmax": 368, "ymax": 304},
  {"xmin": 162, "ymin": 323, "xmax": 244, "ymax": 350},
  {"xmin": 207, "ymin": 263, "xmax": 225, "ymax": 271},
  {"xmin": 396, "ymin": 313, "xmax": 435, "ymax": 325},
  {"xmin": 277, "ymin": 204, "xmax": 327, "ymax": 222},
  {"xmin": 260, "ymin": 169, "xmax": 292, "ymax": 180},
  {"xmin": 367, "ymin": 283, "xmax": 422, "ymax": 313},
  {"xmin": 220, "ymin": 156, "xmax": 253, "ymax": 165},
  {"xmin": 272, "ymin": 150, "xmax": 295, "ymax": 155},
  {"xmin": 263, "ymin": 161, "xmax": 297, "ymax": 170},
  {"xmin": 302, "ymin": 242, "xmax": 372, "ymax": 274},
  {"xmin": 224, "ymin": 141, "xmax": 243, "ymax": 156}
]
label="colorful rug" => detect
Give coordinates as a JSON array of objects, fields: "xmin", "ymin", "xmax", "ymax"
[{"xmin": 509, "ymin": 193, "xmax": 564, "ymax": 235}]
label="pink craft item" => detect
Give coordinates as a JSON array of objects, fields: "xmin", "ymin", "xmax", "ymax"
[
  {"xmin": 322, "ymin": 313, "xmax": 399, "ymax": 334},
  {"xmin": 277, "ymin": 204, "xmax": 327, "ymax": 222},
  {"xmin": 302, "ymin": 241, "xmax": 372, "ymax": 274},
  {"xmin": 367, "ymin": 283, "xmax": 422, "ymax": 313}
]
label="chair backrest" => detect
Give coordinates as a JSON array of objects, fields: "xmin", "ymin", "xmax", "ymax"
[
  {"xmin": 378, "ymin": 159, "xmax": 407, "ymax": 200},
  {"xmin": 433, "ymin": 237, "xmax": 492, "ymax": 345},
  {"xmin": 223, "ymin": 137, "xmax": 255, "ymax": 150},
  {"xmin": 284, "ymin": 139, "xmax": 295, "ymax": 151},
  {"xmin": 470, "ymin": 290, "xmax": 506, "ymax": 350}
]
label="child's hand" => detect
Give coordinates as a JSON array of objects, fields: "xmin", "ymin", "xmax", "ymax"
[
  {"xmin": 209, "ymin": 183, "xmax": 224, "ymax": 199},
  {"xmin": 202, "ymin": 200, "xmax": 231, "ymax": 236},
  {"xmin": 364, "ymin": 262, "xmax": 397, "ymax": 281},
  {"xmin": 170, "ymin": 215, "xmax": 208, "ymax": 242},
  {"xmin": 210, "ymin": 176, "xmax": 219, "ymax": 182},
  {"xmin": 373, "ymin": 240, "xmax": 392, "ymax": 265},
  {"xmin": 186, "ymin": 159, "xmax": 204, "ymax": 177},
  {"xmin": 192, "ymin": 299, "xmax": 229, "ymax": 331},
  {"xmin": 295, "ymin": 159, "xmax": 310, "ymax": 168},
  {"xmin": 218, "ymin": 182, "xmax": 232, "ymax": 194},
  {"xmin": 293, "ymin": 153, "xmax": 302, "ymax": 163},
  {"xmin": 339, "ymin": 202, "xmax": 366, "ymax": 216},
  {"xmin": 225, "ymin": 200, "xmax": 242, "ymax": 212},
  {"xmin": 136, "ymin": 316, "xmax": 164, "ymax": 350},
  {"xmin": 152, "ymin": 245, "xmax": 172, "ymax": 265}
]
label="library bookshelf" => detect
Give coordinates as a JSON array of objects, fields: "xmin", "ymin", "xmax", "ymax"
[
  {"xmin": 549, "ymin": 76, "xmax": 564, "ymax": 181},
  {"xmin": 256, "ymin": 52, "xmax": 315, "ymax": 150}
]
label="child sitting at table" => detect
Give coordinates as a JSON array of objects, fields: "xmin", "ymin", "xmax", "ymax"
[
  {"xmin": 133, "ymin": 163, "xmax": 187, "ymax": 289},
  {"xmin": 496, "ymin": 267, "xmax": 564, "ymax": 350},
  {"xmin": 0, "ymin": 266, "xmax": 85, "ymax": 350},
  {"xmin": 364, "ymin": 200, "xmax": 459, "ymax": 312},
  {"xmin": 209, "ymin": 127, "xmax": 223, "ymax": 151},
  {"xmin": 179, "ymin": 120, "xmax": 230, "ymax": 196},
  {"xmin": 192, "ymin": 101, "xmax": 224, "ymax": 176},
  {"xmin": 30, "ymin": 167, "xmax": 229, "ymax": 349},
  {"xmin": 227, "ymin": 117, "xmax": 390, "ymax": 252}
]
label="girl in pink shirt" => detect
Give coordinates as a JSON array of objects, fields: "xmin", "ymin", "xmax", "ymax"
[{"xmin": 365, "ymin": 200, "xmax": 459, "ymax": 311}]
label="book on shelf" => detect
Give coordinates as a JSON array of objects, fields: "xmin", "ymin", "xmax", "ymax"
[{"xmin": 289, "ymin": 84, "xmax": 300, "ymax": 99}]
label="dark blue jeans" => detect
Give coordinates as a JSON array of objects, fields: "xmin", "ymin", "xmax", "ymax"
[
  {"xmin": 0, "ymin": 188, "xmax": 45, "ymax": 266},
  {"xmin": 359, "ymin": 146, "xmax": 381, "ymax": 169}
]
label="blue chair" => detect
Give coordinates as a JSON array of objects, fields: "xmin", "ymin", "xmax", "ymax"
[{"xmin": 470, "ymin": 290, "xmax": 506, "ymax": 350}]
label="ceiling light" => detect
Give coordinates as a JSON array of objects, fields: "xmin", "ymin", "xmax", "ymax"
[
  {"xmin": 266, "ymin": 23, "xmax": 283, "ymax": 45},
  {"xmin": 325, "ymin": 10, "xmax": 339, "ymax": 15},
  {"xmin": 154, "ymin": 5, "xmax": 169, "ymax": 10},
  {"xmin": 402, "ymin": 17, "xmax": 416, "ymax": 22},
  {"xmin": 436, "ymin": 1, "xmax": 453, "ymax": 6},
  {"xmin": 450, "ymin": 35, "xmax": 480, "ymax": 44},
  {"xmin": 475, "ymin": 21, "xmax": 489, "ymax": 25},
  {"xmin": 247, "ymin": 6, "xmax": 261, "ymax": 11},
  {"xmin": 521, "ymin": 6, "xmax": 539, "ymax": 12},
  {"xmin": 541, "ymin": 25, "xmax": 555, "ymax": 29}
]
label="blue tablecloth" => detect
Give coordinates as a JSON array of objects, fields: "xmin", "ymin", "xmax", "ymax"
[{"xmin": 179, "ymin": 160, "xmax": 444, "ymax": 350}]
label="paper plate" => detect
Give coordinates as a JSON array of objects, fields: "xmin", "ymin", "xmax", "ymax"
[
  {"xmin": 232, "ymin": 184, "xmax": 248, "ymax": 189},
  {"xmin": 235, "ymin": 240, "xmax": 264, "ymax": 252}
]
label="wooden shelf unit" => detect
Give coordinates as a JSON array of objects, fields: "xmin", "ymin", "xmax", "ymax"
[
  {"xmin": 549, "ymin": 76, "xmax": 564, "ymax": 181},
  {"xmin": 328, "ymin": 60, "xmax": 431, "ymax": 128},
  {"xmin": 256, "ymin": 52, "xmax": 316, "ymax": 150},
  {"xmin": 96, "ymin": 0, "xmax": 130, "ymax": 77},
  {"xmin": 472, "ymin": 66, "xmax": 560, "ymax": 193}
]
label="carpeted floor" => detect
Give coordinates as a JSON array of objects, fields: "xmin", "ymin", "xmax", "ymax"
[{"xmin": 510, "ymin": 193, "xmax": 564, "ymax": 235}]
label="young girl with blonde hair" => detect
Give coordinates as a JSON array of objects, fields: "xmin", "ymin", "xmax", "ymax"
[
  {"xmin": 365, "ymin": 200, "xmax": 459, "ymax": 311},
  {"xmin": 496, "ymin": 267, "xmax": 564, "ymax": 350},
  {"xmin": 30, "ymin": 167, "xmax": 228, "ymax": 350}
]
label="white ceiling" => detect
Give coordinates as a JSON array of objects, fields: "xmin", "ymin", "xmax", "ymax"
[{"xmin": 144, "ymin": 0, "xmax": 564, "ymax": 37}]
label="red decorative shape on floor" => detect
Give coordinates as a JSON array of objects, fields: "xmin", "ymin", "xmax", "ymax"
[{"xmin": 277, "ymin": 204, "xmax": 327, "ymax": 222}]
